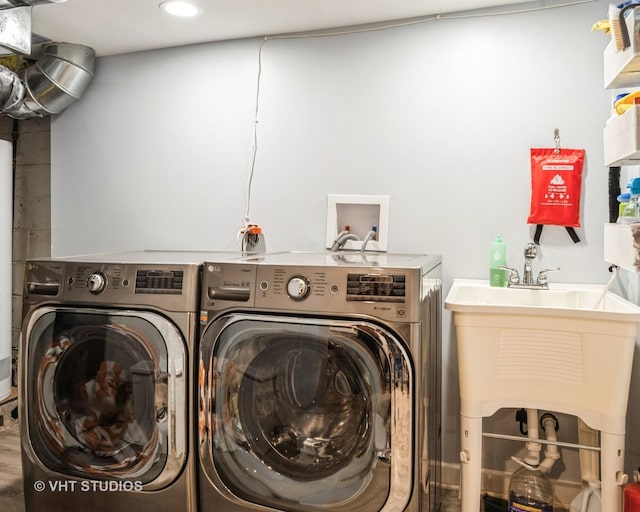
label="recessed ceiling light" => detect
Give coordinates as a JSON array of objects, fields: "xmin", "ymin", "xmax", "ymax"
[{"xmin": 159, "ymin": 1, "xmax": 202, "ymax": 17}]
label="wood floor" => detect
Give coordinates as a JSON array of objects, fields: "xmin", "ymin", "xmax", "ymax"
[{"xmin": 0, "ymin": 389, "xmax": 25, "ymax": 512}]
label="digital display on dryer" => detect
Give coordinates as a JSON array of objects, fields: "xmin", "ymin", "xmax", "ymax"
[
  {"xmin": 346, "ymin": 273, "xmax": 405, "ymax": 302},
  {"xmin": 135, "ymin": 269, "xmax": 183, "ymax": 294}
]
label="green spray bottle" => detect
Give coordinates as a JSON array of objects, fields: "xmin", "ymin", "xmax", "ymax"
[{"xmin": 490, "ymin": 234, "xmax": 506, "ymax": 287}]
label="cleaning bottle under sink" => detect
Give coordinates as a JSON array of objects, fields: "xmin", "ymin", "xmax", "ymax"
[
  {"xmin": 569, "ymin": 480, "xmax": 601, "ymax": 512},
  {"xmin": 490, "ymin": 234, "xmax": 506, "ymax": 287}
]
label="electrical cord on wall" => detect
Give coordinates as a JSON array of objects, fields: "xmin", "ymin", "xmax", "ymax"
[
  {"xmin": 244, "ymin": 37, "xmax": 268, "ymax": 229},
  {"xmin": 242, "ymin": 0, "xmax": 596, "ymax": 228}
]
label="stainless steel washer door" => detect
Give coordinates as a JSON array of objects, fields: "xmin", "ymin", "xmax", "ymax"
[
  {"xmin": 199, "ymin": 313, "xmax": 413, "ymax": 512},
  {"xmin": 22, "ymin": 307, "xmax": 187, "ymax": 488}
]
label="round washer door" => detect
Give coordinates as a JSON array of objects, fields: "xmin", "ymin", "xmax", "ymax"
[
  {"xmin": 199, "ymin": 313, "xmax": 413, "ymax": 512},
  {"xmin": 23, "ymin": 307, "xmax": 187, "ymax": 487}
]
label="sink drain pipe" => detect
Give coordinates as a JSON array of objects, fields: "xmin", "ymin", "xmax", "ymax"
[
  {"xmin": 538, "ymin": 413, "xmax": 561, "ymax": 473},
  {"xmin": 510, "ymin": 410, "xmax": 561, "ymax": 472}
]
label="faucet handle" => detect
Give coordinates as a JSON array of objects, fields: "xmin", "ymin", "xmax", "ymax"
[
  {"xmin": 499, "ymin": 266, "xmax": 520, "ymax": 285},
  {"xmin": 536, "ymin": 267, "xmax": 560, "ymax": 286}
]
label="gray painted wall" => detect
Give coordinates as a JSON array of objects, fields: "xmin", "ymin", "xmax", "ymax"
[{"xmin": 51, "ymin": 0, "xmax": 632, "ymax": 487}]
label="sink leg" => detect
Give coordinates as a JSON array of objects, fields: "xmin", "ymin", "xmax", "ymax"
[
  {"xmin": 577, "ymin": 418, "xmax": 600, "ymax": 483},
  {"xmin": 601, "ymin": 431, "xmax": 625, "ymax": 512},
  {"xmin": 460, "ymin": 414, "xmax": 482, "ymax": 512}
]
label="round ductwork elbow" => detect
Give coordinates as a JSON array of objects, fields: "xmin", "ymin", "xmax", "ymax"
[{"xmin": 2, "ymin": 42, "xmax": 95, "ymax": 119}]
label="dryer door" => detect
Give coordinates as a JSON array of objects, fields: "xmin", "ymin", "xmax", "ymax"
[
  {"xmin": 22, "ymin": 307, "xmax": 187, "ymax": 487},
  {"xmin": 199, "ymin": 313, "xmax": 413, "ymax": 512}
]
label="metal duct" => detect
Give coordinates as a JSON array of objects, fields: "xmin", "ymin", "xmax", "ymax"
[
  {"xmin": 0, "ymin": 65, "xmax": 24, "ymax": 112},
  {"xmin": 0, "ymin": 42, "xmax": 95, "ymax": 119},
  {"xmin": 0, "ymin": 0, "xmax": 66, "ymax": 10}
]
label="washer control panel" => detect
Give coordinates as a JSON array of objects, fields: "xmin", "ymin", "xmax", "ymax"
[
  {"xmin": 200, "ymin": 256, "xmax": 439, "ymax": 322},
  {"xmin": 134, "ymin": 269, "xmax": 184, "ymax": 294},
  {"xmin": 345, "ymin": 273, "xmax": 406, "ymax": 302},
  {"xmin": 257, "ymin": 266, "xmax": 330, "ymax": 303},
  {"xmin": 250, "ymin": 264, "xmax": 418, "ymax": 322}
]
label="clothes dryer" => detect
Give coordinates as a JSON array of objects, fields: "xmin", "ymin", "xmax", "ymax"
[
  {"xmin": 19, "ymin": 250, "xmax": 245, "ymax": 512},
  {"xmin": 197, "ymin": 251, "xmax": 442, "ymax": 512}
]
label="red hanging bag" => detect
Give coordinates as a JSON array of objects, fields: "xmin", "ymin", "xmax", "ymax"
[{"xmin": 527, "ymin": 147, "xmax": 585, "ymax": 244}]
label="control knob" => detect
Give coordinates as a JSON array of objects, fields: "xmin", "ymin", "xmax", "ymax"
[
  {"xmin": 287, "ymin": 275, "xmax": 310, "ymax": 300},
  {"xmin": 87, "ymin": 272, "xmax": 107, "ymax": 294}
]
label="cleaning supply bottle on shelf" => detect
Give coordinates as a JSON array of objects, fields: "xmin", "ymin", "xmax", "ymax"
[
  {"xmin": 508, "ymin": 465, "xmax": 554, "ymax": 511},
  {"xmin": 620, "ymin": 178, "xmax": 640, "ymax": 225},
  {"xmin": 490, "ymin": 234, "xmax": 506, "ymax": 287},
  {"xmin": 618, "ymin": 192, "xmax": 631, "ymax": 223}
]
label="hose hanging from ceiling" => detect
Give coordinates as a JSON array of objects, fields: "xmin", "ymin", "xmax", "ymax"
[{"xmin": 0, "ymin": 41, "xmax": 95, "ymax": 119}]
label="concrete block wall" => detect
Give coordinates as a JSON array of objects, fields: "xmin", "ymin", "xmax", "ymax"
[{"xmin": 0, "ymin": 116, "xmax": 52, "ymax": 386}]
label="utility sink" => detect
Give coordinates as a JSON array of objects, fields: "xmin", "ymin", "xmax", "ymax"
[
  {"xmin": 444, "ymin": 278, "xmax": 640, "ymax": 433},
  {"xmin": 446, "ymin": 279, "xmax": 640, "ymax": 512},
  {"xmin": 445, "ymin": 278, "xmax": 640, "ymax": 321}
]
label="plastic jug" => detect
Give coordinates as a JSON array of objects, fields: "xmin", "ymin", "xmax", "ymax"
[
  {"xmin": 508, "ymin": 465, "xmax": 553, "ymax": 511},
  {"xmin": 569, "ymin": 480, "xmax": 601, "ymax": 512}
]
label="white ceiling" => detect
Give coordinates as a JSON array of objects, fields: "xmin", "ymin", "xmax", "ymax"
[{"xmin": 30, "ymin": 0, "xmax": 535, "ymax": 57}]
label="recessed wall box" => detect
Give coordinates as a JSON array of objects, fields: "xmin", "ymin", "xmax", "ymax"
[{"xmin": 325, "ymin": 194, "xmax": 389, "ymax": 252}]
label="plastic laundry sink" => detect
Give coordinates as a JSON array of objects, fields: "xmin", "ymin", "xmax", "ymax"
[
  {"xmin": 445, "ymin": 278, "xmax": 640, "ymax": 320},
  {"xmin": 444, "ymin": 277, "xmax": 640, "ymax": 430},
  {"xmin": 445, "ymin": 278, "xmax": 640, "ymax": 512}
]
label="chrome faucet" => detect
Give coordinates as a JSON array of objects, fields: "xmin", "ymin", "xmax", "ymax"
[
  {"xmin": 499, "ymin": 243, "xmax": 559, "ymax": 289},
  {"xmin": 523, "ymin": 242, "xmax": 537, "ymax": 286}
]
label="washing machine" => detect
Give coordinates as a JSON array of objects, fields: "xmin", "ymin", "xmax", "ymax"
[
  {"xmin": 197, "ymin": 251, "xmax": 442, "ymax": 512},
  {"xmin": 19, "ymin": 250, "xmax": 246, "ymax": 512}
]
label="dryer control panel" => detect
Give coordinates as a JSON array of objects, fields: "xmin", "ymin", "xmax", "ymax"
[{"xmin": 201, "ymin": 254, "xmax": 440, "ymax": 323}]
